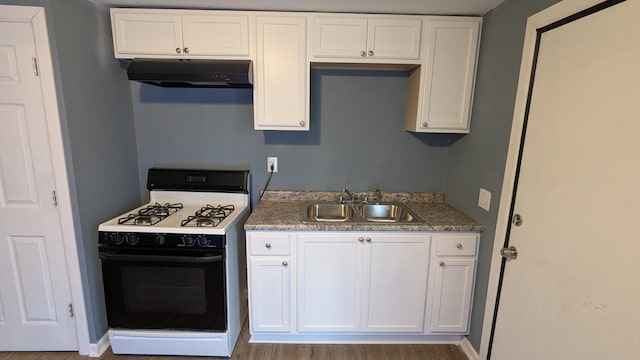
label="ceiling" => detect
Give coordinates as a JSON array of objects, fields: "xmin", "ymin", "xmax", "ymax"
[{"xmin": 89, "ymin": 0, "xmax": 505, "ymax": 16}]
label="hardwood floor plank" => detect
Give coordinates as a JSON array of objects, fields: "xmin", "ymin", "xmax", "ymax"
[{"xmin": 0, "ymin": 320, "xmax": 469, "ymax": 360}]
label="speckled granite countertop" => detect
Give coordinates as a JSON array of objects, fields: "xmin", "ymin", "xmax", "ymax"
[{"xmin": 245, "ymin": 191, "xmax": 483, "ymax": 232}]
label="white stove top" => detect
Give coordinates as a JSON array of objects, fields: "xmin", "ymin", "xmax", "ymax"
[{"xmin": 98, "ymin": 191, "xmax": 249, "ymax": 235}]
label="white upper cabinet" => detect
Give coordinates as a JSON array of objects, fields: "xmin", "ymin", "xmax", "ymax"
[
  {"xmin": 181, "ymin": 15, "xmax": 250, "ymax": 56},
  {"xmin": 110, "ymin": 9, "xmax": 251, "ymax": 58},
  {"xmin": 405, "ymin": 18, "xmax": 481, "ymax": 133},
  {"xmin": 254, "ymin": 15, "xmax": 309, "ymax": 131},
  {"xmin": 311, "ymin": 16, "xmax": 422, "ymax": 62}
]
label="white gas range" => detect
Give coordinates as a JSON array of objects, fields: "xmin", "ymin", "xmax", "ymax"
[{"xmin": 98, "ymin": 168, "xmax": 250, "ymax": 357}]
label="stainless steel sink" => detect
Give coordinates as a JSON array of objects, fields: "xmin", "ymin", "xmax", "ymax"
[
  {"xmin": 302, "ymin": 202, "xmax": 422, "ymax": 224},
  {"xmin": 306, "ymin": 203, "xmax": 354, "ymax": 222},
  {"xmin": 355, "ymin": 204, "xmax": 418, "ymax": 222}
]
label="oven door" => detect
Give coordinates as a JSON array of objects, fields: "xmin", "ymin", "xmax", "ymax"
[{"xmin": 99, "ymin": 247, "xmax": 226, "ymax": 331}]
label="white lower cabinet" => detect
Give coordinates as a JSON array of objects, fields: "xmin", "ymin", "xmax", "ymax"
[
  {"xmin": 247, "ymin": 233, "xmax": 292, "ymax": 333},
  {"xmin": 428, "ymin": 233, "xmax": 479, "ymax": 333},
  {"xmin": 297, "ymin": 233, "xmax": 430, "ymax": 333},
  {"xmin": 246, "ymin": 230, "xmax": 478, "ymax": 342}
]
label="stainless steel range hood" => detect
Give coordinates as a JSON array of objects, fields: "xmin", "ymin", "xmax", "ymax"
[{"xmin": 126, "ymin": 59, "xmax": 253, "ymax": 88}]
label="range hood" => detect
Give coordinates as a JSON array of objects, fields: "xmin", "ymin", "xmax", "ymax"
[{"xmin": 126, "ymin": 59, "xmax": 253, "ymax": 88}]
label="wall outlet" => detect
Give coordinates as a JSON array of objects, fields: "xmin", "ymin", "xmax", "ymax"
[
  {"xmin": 478, "ymin": 188, "xmax": 491, "ymax": 211},
  {"xmin": 267, "ymin": 157, "xmax": 278, "ymax": 173}
]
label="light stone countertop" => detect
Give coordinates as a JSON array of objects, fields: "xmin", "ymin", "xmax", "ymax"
[{"xmin": 245, "ymin": 191, "xmax": 483, "ymax": 232}]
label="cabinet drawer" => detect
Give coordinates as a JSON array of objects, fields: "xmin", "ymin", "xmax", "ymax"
[
  {"xmin": 249, "ymin": 234, "xmax": 290, "ymax": 255},
  {"xmin": 436, "ymin": 234, "xmax": 478, "ymax": 256}
]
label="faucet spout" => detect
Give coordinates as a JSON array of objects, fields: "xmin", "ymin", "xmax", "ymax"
[{"xmin": 342, "ymin": 188, "xmax": 356, "ymax": 201}]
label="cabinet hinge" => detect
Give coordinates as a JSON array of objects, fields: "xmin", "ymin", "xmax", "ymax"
[
  {"xmin": 32, "ymin": 57, "xmax": 39, "ymax": 76},
  {"xmin": 52, "ymin": 190, "xmax": 58, "ymax": 208},
  {"xmin": 68, "ymin": 303, "xmax": 74, "ymax": 318}
]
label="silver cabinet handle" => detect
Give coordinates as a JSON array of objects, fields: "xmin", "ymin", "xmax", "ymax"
[
  {"xmin": 422, "ymin": 122, "xmax": 428, "ymax": 128},
  {"xmin": 368, "ymin": 50, "xmax": 374, "ymax": 56},
  {"xmin": 457, "ymin": 243, "xmax": 463, "ymax": 249},
  {"xmin": 358, "ymin": 237, "xmax": 365, "ymax": 243},
  {"xmin": 299, "ymin": 120, "xmax": 305, "ymax": 126},
  {"xmin": 176, "ymin": 47, "xmax": 182, "ymax": 54},
  {"xmin": 361, "ymin": 51, "xmax": 366, "ymax": 57},
  {"xmin": 184, "ymin": 47, "xmax": 189, "ymax": 54},
  {"xmin": 440, "ymin": 261, "xmax": 446, "ymax": 267},
  {"xmin": 265, "ymin": 243, "xmax": 271, "ymax": 249},
  {"xmin": 282, "ymin": 261, "xmax": 288, "ymax": 267},
  {"xmin": 365, "ymin": 237, "xmax": 372, "ymax": 243}
]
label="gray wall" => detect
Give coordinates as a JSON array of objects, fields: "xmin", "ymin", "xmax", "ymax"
[
  {"xmin": 48, "ymin": 0, "xmax": 140, "ymax": 342},
  {"xmin": 132, "ymin": 70, "xmax": 457, "ymax": 202},
  {"xmin": 444, "ymin": 0, "xmax": 561, "ymax": 351},
  {"xmin": 0, "ymin": 0, "xmax": 140, "ymax": 342}
]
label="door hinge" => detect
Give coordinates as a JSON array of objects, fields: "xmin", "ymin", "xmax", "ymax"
[
  {"xmin": 52, "ymin": 190, "xmax": 58, "ymax": 208},
  {"xmin": 68, "ymin": 303, "xmax": 74, "ymax": 318},
  {"xmin": 32, "ymin": 57, "xmax": 39, "ymax": 76}
]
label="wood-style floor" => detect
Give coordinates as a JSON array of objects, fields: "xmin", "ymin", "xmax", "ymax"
[{"xmin": 0, "ymin": 321, "xmax": 469, "ymax": 360}]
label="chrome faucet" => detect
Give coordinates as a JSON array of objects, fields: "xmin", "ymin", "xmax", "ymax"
[
  {"xmin": 373, "ymin": 188, "xmax": 383, "ymax": 204},
  {"xmin": 340, "ymin": 188, "xmax": 357, "ymax": 203}
]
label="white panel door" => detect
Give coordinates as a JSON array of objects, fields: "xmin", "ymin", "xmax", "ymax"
[
  {"xmin": 254, "ymin": 16, "xmax": 308, "ymax": 130},
  {"xmin": 182, "ymin": 15, "xmax": 250, "ymax": 57},
  {"xmin": 312, "ymin": 16, "xmax": 368, "ymax": 59},
  {"xmin": 367, "ymin": 19, "xmax": 422, "ymax": 60},
  {"xmin": 429, "ymin": 258, "xmax": 475, "ymax": 333},
  {"xmin": 248, "ymin": 257, "xmax": 290, "ymax": 332},
  {"xmin": 111, "ymin": 11, "xmax": 183, "ymax": 57},
  {"xmin": 491, "ymin": 1, "xmax": 640, "ymax": 359},
  {"xmin": 297, "ymin": 234, "xmax": 362, "ymax": 332},
  {"xmin": 361, "ymin": 234, "xmax": 430, "ymax": 332},
  {"xmin": 0, "ymin": 21, "xmax": 77, "ymax": 350},
  {"xmin": 420, "ymin": 19, "xmax": 479, "ymax": 132}
]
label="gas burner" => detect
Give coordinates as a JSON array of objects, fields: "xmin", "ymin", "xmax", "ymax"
[
  {"xmin": 118, "ymin": 203, "xmax": 184, "ymax": 226},
  {"xmin": 181, "ymin": 204, "xmax": 235, "ymax": 228}
]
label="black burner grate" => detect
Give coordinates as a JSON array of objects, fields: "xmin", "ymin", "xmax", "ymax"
[
  {"xmin": 118, "ymin": 203, "xmax": 184, "ymax": 226},
  {"xmin": 181, "ymin": 204, "xmax": 235, "ymax": 227}
]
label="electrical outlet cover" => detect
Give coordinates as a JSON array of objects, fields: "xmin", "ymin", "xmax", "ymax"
[{"xmin": 478, "ymin": 188, "xmax": 491, "ymax": 211}]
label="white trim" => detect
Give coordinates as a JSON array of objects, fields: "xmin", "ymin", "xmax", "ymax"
[
  {"xmin": 478, "ymin": 0, "xmax": 613, "ymax": 358},
  {"xmin": 88, "ymin": 332, "xmax": 110, "ymax": 357},
  {"xmin": 1, "ymin": 5, "xmax": 91, "ymax": 355},
  {"xmin": 460, "ymin": 336, "xmax": 479, "ymax": 360}
]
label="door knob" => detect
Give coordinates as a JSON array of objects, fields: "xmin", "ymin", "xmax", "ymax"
[
  {"xmin": 512, "ymin": 214, "xmax": 523, "ymax": 226},
  {"xmin": 500, "ymin": 246, "xmax": 518, "ymax": 260}
]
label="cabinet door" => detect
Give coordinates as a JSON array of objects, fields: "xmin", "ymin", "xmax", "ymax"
[
  {"xmin": 111, "ymin": 12, "xmax": 183, "ymax": 58},
  {"xmin": 248, "ymin": 257, "xmax": 291, "ymax": 332},
  {"xmin": 182, "ymin": 14, "xmax": 250, "ymax": 56},
  {"xmin": 367, "ymin": 19, "xmax": 422, "ymax": 60},
  {"xmin": 312, "ymin": 16, "xmax": 368, "ymax": 59},
  {"xmin": 361, "ymin": 234, "xmax": 430, "ymax": 332},
  {"xmin": 254, "ymin": 16, "xmax": 308, "ymax": 130},
  {"xmin": 297, "ymin": 234, "xmax": 363, "ymax": 332},
  {"xmin": 429, "ymin": 257, "xmax": 476, "ymax": 333},
  {"xmin": 419, "ymin": 19, "xmax": 480, "ymax": 132}
]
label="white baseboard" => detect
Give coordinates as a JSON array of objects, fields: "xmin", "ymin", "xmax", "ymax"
[
  {"xmin": 88, "ymin": 331, "xmax": 110, "ymax": 357},
  {"xmin": 460, "ymin": 336, "xmax": 479, "ymax": 360}
]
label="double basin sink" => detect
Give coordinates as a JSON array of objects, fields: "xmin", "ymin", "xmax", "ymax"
[{"xmin": 302, "ymin": 202, "xmax": 423, "ymax": 224}]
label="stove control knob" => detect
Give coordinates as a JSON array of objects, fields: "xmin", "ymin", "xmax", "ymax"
[
  {"xmin": 155, "ymin": 234, "xmax": 166, "ymax": 245},
  {"xmin": 125, "ymin": 234, "xmax": 139, "ymax": 246},
  {"xmin": 113, "ymin": 233, "xmax": 124, "ymax": 245},
  {"xmin": 198, "ymin": 236, "xmax": 211, "ymax": 247},
  {"xmin": 182, "ymin": 236, "xmax": 195, "ymax": 247}
]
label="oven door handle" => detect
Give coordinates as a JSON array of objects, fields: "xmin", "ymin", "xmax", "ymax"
[{"xmin": 98, "ymin": 252, "xmax": 223, "ymax": 264}]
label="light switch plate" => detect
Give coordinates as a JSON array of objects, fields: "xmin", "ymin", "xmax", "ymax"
[{"xmin": 478, "ymin": 188, "xmax": 491, "ymax": 211}]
